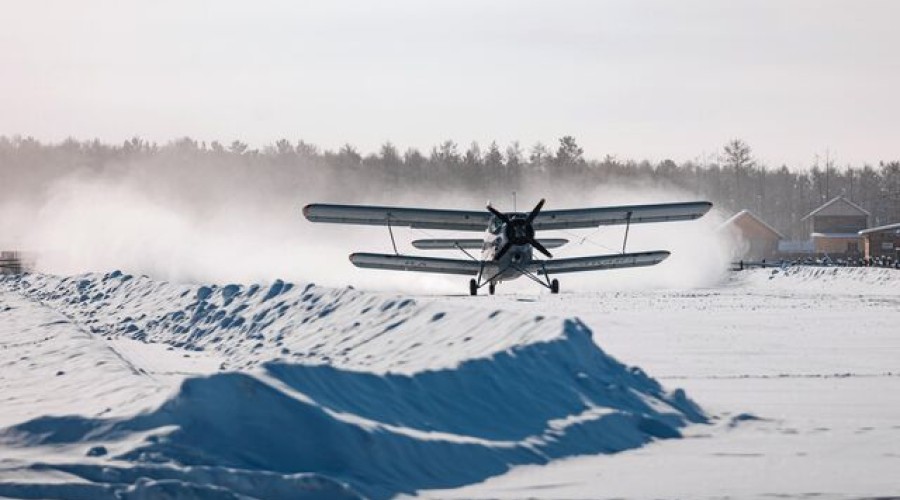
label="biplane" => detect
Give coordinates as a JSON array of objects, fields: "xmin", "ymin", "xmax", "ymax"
[{"xmin": 303, "ymin": 199, "xmax": 712, "ymax": 295}]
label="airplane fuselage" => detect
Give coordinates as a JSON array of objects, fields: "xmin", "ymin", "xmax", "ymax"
[{"xmin": 482, "ymin": 215, "xmax": 533, "ymax": 282}]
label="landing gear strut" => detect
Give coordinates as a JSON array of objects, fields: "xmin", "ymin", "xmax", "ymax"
[
  {"xmin": 488, "ymin": 283, "xmax": 496, "ymax": 295},
  {"xmin": 550, "ymin": 279, "xmax": 559, "ymax": 294},
  {"xmin": 469, "ymin": 279, "xmax": 478, "ymax": 296}
]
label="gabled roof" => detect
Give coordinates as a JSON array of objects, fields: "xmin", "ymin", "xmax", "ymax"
[
  {"xmin": 719, "ymin": 209, "xmax": 785, "ymax": 239},
  {"xmin": 859, "ymin": 222, "xmax": 900, "ymax": 235},
  {"xmin": 801, "ymin": 196, "xmax": 870, "ymax": 221}
]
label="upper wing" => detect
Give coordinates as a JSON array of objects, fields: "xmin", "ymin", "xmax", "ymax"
[
  {"xmin": 304, "ymin": 201, "xmax": 711, "ymax": 232},
  {"xmin": 531, "ymin": 201, "xmax": 712, "ymax": 231},
  {"xmin": 530, "ymin": 250, "xmax": 670, "ymax": 275},
  {"xmin": 350, "ymin": 253, "xmax": 482, "ymax": 276},
  {"xmin": 304, "ymin": 204, "xmax": 491, "ymax": 231}
]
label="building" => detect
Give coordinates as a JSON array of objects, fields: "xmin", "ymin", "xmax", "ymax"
[
  {"xmin": 859, "ymin": 223, "xmax": 900, "ymax": 260},
  {"xmin": 720, "ymin": 210, "xmax": 784, "ymax": 261},
  {"xmin": 0, "ymin": 251, "xmax": 34, "ymax": 274},
  {"xmin": 800, "ymin": 196, "xmax": 869, "ymax": 257}
]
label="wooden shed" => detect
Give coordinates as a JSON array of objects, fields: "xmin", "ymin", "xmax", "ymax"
[
  {"xmin": 720, "ymin": 210, "xmax": 784, "ymax": 261},
  {"xmin": 858, "ymin": 223, "xmax": 900, "ymax": 260},
  {"xmin": 0, "ymin": 251, "xmax": 34, "ymax": 274}
]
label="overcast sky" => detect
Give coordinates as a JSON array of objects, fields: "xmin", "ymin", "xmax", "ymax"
[{"xmin": 2, "ymin": 0, "xmax": 898, "ymax": 167}]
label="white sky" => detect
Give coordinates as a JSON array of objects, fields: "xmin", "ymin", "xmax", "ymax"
[{"xmin": 2, "ymin": 0, "xmax": 898, "ymax": 167}]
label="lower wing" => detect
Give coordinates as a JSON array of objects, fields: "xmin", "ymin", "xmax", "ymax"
[
  {"xmin": 411, "ymin": 238, "xmax": 568, "ymax": 250},
  {"xmin": 350, "ymin": 253, "xmax": 482, "ymax": 276},
  {"xmin": 529, "ymin": 250, "xmax": 670, "ymax": 274}
]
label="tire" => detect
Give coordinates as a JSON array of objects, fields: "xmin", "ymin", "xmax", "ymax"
[
  {"xmin": 469, "ymin": 279, "xmax": 478, "ymax": 296},
  {"xmin": 550, "ymin": 279, "xmax": 559, "ymax": 294},
  {"xmin": 488, "ymin": 283, "xmax": 496, "ymax": 295}
]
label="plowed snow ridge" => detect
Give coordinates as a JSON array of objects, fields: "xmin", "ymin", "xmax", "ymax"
[{"xmin": 0, "ymin": 272, "xmax": 703, "ymax": 499}]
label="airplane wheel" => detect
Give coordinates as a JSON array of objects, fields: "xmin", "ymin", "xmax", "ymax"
[
  {"xmin": 469, "ymin": 279, "xmax": 478, "ymax": 296},
  {"xmin": 489, "ymin": 283, "xmax": 496, "ymax": 295},
  {"xmin": 550, "ymin": 279, "xmax": 559, "ymax": 294}
]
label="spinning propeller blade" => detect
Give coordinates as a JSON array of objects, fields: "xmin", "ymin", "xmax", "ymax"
[
  {"xmin": 486, "ymin": 204, "xmax": 510, "ymax": 223},
  {"xmin": 531, "ymin": 238, "xmax": 553, "ymax": 258},
  {"xmin": 495, "ymin": 240, "xmax": 513, "ymax": 260},
  {"xmin": 525, "ymin": 198, "xmax": 545, "ymax": 224}
]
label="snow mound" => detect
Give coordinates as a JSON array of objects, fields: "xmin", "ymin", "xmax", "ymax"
[
  {"xmin": 4, "ymin": 272, "xmax": 570, "ymax": 372},
  {"xmin": 0, "ymin": 464, "xmax": 358, "ymax": 500},
  {"xmin": 1, "ymin": 273, "xmax": 705, "ymax": 499}
]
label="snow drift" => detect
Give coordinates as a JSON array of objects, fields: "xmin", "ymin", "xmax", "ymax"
[
  {"xmin": 731, "ymin": 265, "xmax": 900, "ymax": 292},
  {"xmin": 0, "ymin": 273, "xmax": 705, "ymax": 499}
]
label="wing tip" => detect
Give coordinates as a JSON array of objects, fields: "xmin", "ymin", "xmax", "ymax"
[
  {"xmin": 350, "ymin": 252, "xmax": 387, "ymax": 264},
  {"xmin": 688, "ymin": 201, "xmax": 713, "ymax": 219},
  {"xmin": 349, "ymin": 252, "xmax": 374, "ymax": 268},
  {"xmin": 633, "ymin": 249, "xmax": 671, "ymax": 263},
  {"xmin": 302, "ymin": 203, "xmax": 316, "ymax": 220},
  {"xmin": 650, "ymin": 250, "xmax": 671, "ymax": 266},
  {"xmin": 634, "ymin": 250, "xmax": 671, "ymax": 259}
]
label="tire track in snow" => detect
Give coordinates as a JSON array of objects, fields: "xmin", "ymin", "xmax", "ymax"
[{"xmin": 1, "ymin": 284, "xmax": 156, "ymax": 382}]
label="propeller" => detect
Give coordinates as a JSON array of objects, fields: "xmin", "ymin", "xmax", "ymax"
[
  {"xmin": 525, "ymin": 198, "xmax": 544, "ymax": 224},
  {"xmin": 487, "ymin": 198, "xmax": 552, "ymax": 260},
  {"xmin": 487, "ymin": 205, "xmax": 510, "ymax": 224}
]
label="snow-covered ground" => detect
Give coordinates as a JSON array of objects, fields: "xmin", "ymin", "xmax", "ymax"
[
  {"xmin": 0, "ymin": 271, "xmax": 701, "ymax": 499},
  {"xmin": 427, "ymin": 266, "xmax": 900, "ymax": 499},
  {"xmin": 0, "ymin": 266, "xmax": 897, "ymax": 499}
]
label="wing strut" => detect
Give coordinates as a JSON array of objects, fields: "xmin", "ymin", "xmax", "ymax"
[
  {"xmin": 622, "ymin": 211, "xmax": 632, "ymax": 254},
  {"xmin": 506, "ymin": 261, "xmax": 555, "ymax": 290},
  {"xmin": 454, "ymin": 242, "xmax": 480, "ymax": 262},
  {"xmin": 387, "ymin": 215, "xmax": 399, "ymax": 255}
]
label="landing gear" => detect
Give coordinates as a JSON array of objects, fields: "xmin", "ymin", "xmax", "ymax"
[
  {"xmin": 550, "ymin": 279, "xmax": 559, "ymax": 294},
  {"xmin": 488, "ymin": 283, "xmax": 496, "ymax": 295},
  {"xmin": 469, "ymin": 279, "xmax": 478, "ymax": 296}
]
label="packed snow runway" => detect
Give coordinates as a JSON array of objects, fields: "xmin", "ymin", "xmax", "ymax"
[
  {"xmin": 1, "ymin": 267, "xmax": 898, "ymax": 499},
  {"xmin": 428, "ymin": 267, "xmax": 900, "ymax": 499}
]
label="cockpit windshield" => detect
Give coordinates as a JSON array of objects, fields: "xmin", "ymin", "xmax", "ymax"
[{"xmin": 488, "ymin": 216, "xmax": 504, "ymax": 234}]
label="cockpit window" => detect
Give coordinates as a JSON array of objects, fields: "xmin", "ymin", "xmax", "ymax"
[{"xmin": 488, "ymin": 216, "xmax": 503, "ymax": 233}]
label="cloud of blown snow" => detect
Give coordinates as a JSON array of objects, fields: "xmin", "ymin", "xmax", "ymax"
[{"xmin": 1, "ymin": 159, "xmax": 734, "ymax": 293}]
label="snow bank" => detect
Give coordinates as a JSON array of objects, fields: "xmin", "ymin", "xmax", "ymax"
[
  {"xmin": 0, "ymin": 465, "xmax": 359, "ymax": 500},
  {"xmin": 1, "ymin": 273, "xmax": 704, "ymax": 499},
  {"xmin": 731, "ymin": 266, "xmax": 900, "ymax": 292},
  {"xmin": 4, "ymin": 271, "xmax": 570, "ymax": 373}
]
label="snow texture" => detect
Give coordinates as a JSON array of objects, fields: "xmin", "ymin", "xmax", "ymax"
[
  {"xmin": 0, "ymin": 272, "xmax": 702, "ymax": 499},
  {"xmin": 424, "ymin": 266, "xmax": 900, "ymax": 499}
]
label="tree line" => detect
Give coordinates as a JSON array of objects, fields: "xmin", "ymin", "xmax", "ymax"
[{"xmin": 2, "ymin": 135, "xmax": 898, "ymax": 239}]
